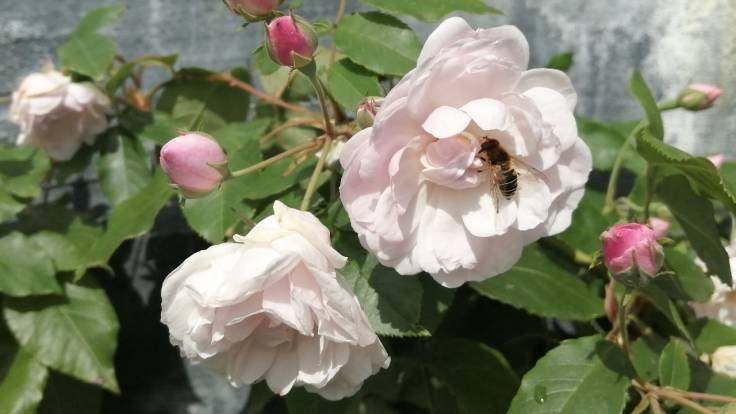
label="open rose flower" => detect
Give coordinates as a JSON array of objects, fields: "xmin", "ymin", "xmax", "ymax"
[
  {"xmin": 161, "ymin": 202, "xmax": 389, "ymax": 400},
  {"xmin": 340, "ymin": 17, "xmax": 592, "ymax": 287},
  {"xmin": 10, "ymin": 70, "xmax": 109, "ymax": 161},
  {"xmin": 691, "ymin": 243, "xmax": 736, "ymax": 327}
]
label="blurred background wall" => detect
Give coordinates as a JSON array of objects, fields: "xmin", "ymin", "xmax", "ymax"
[
  {"xmin": 0, "ymin": 1, "xmax": 734, "ymax": 413},
  {"xmin": 1, "ymin": 0, "xmax": 734, "ymax": 156}
]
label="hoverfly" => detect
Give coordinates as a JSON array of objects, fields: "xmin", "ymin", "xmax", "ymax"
[{"xmin": 477, "ymin": 137, "xmax": 548, "ymax": 211}]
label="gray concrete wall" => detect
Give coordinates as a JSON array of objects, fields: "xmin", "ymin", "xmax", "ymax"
[{"xmin": 2, "ymin": 0, "xmax": 735, "ymax": 157}]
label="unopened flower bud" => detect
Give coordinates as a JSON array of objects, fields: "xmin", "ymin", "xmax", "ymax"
[
  {"xmin": 160, "ymin": 133, "xmax": 228, "ymax": 198},
  {"xmin": 601, "ymin": 223, "xmax": 664, "ymax": 288},
  {"xmin": 355, "ymin": 97, "xmax": 384, "ymax": 130},
  {"xmin": 265, "ymin": 15, "xmax": 317, "ymax": 68},
  {"xmin": 712, "ymin": 345, "xmax": 736, "ymax": 379},
  {"xmin": 707, "ymin": 154, "xmax": 725, "ymax": 169},
  {"xmin": 224, "ymin": 0, "xmax": 281, "ymax": 21},
  {"xmin": 647, "ymin": 217, "xmax": 670, "ymax": 239},
  {"xmin": 678, "ymin": 83, "xmax": 722, "ymax": 111}
]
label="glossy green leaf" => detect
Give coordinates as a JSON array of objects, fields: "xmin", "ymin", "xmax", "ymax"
[
  {"xmin": 637, "ymin": 129, "xmax": 736, "ymax": 217},
  {"xmin": 556, "ymin": 189, "xmax": 615, "ymax": 255},
  {"xmin": 0, "ymin": 330, "xmax": 48, "ymax": 414},
  {"xmin": 20, "ymin": 207, "xmax": 104, "ymax": 275},
  {"xmin": 58, "ymin": 5, "xmax": 126, "ymax": 79},
  {"xmin": 472, "ymin": 244, "xmax": 603, "ymax": 321},
  {"xmin": 0, "ymin": 192, "xmax": 27, "ymax": 225},
  {"xmin": 640, "ymin": 282, "xmax": 695, "ymax": 346},
  {"xmin": 689, "ymin": 319, "xmax": 736, "ymax": 354},
  {"xmin": 629, "ymin": 70, "xmax": 663, "ymax": 140},
  {"xmin": 335, "ymin": 12, "xmax": 421, "ymax": 76},
  {"xmin": 0, "ymin": 146, "xmax": 51, "ymax": 199},
  {"xmin": 157, "ymin": 68, "xmax": 251, "ymax": 132},
  {"xmin": 359, "ymin": 0, "xmax": 502, "ymax": 21},
  {"xmin": 430, "ymin": 339, "xmax": 519, "ymax": 414},
  {"xmin": 90, "ymin": 170, "xmax": 174, "ymax": 264},
  {"xmin": 0, "ymin": 232, "xmax": 60, "ymax": 297},
  {"xmin": 4, "ymin": 277, "xmax": 120, "ymax": 392},
  {"xmin": 96, "ymin": 132, "xmax": 152, "ymax": 206},
  {"xmin": 659, "ymin": 338, "xmax": 690, "ymax": 389},
  {"xmin": 721, "ymin": 162, "xmax": 736, "ymax": 195},
  {"xmin": 326, "ymin": 58, "xmax": 383, "ymax": 111},
  {"xmin": 507, "ymin": 336, "xmax": 634, "ymax": 414},
  {"xmin": 630, "ymin": 334, "xmax": 667, "ymax": 382},
  {"xmin": 656, "ymin": 175, "xmax": 731, "ymax": 285},
  {"xmin": 339, "ymin": 259, "xmax": 429, "ymax": 337},
  {"xmin": 417, "ymin": 275, "xmax": 454, "ymax": 334},
  {"xmin": 119, "ymin": 108, "xmax": 179, "ymax": 145},
  {"xmin": 546, "ymin": 52, "xmax": 574, "ymax": 72},
  {"xmin": 576, "ymin": 118, "xmax": 626, "ymax": 171},
  {"xmin": 652, "ymin": 247, "xmax": 714, "ymax": 302}
]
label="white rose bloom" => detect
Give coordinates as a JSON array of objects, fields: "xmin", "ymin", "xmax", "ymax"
[
  {"xmin": 10, "ymin": 70, "xmax": 110, "ymax": 161},
  {"xmin": 691, "ymin": 244, "xmax": 736, "ymax": 327},
  {"xmin": 712, "ymin": 345, "xmax": 736, "ymax": 379},
  {"xmin": 161, "ymin": 201, "xmax": 389, "ymax": 400},
  {"xmin": 339, "ymin": 17, "xmax": 592, "ymax": 287}
]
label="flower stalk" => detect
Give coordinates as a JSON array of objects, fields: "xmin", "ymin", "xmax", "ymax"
[
  {"xmin": 602, "ymin": 100, "xmax": 679, "ymax": 215},
  {"xmin": 229, "ymin": 137, "xmax": 324, "ymax": 178}
]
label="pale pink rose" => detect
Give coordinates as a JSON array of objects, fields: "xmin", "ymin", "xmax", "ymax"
[
  {"xmin": 647, "ymin": 217, "xmax": 671, "ymax": 239},
  {"xmin": 707, "ymin": 154, "xmax": 725, "ymax": 169},
  {"xmin": 691, "ymin": 244, "xmax": 736, "ymax": 327},
  {"xmin": 711, "ymin": 345, "xmax": 736, "ymax": 378},
  {"xmin": 225, "ymin": 0, "xmax": 281, "ymax": 17},
  {"xmin": 161, "ymin": 202, "xmax": 389, "ymax": 400},
  {"xmin": 266, "ymin": 15, "xmax": 317, "ymax": 67},
  {"xmin": 10, "ymin": 70, "xmax": 109, "ymax": 161},
  {"xmin": 160, "ymin": 133, "xmax": 227, "ymax": 198},
  {"xmin": 339, "ymin": 17, "xmax": 592, "ymax": 287},
  {"xmin": 601, "ymin": 223, "xmax": 664, "ymax": 278}
]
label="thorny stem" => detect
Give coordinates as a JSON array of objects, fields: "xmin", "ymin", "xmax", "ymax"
[
  {"xmin": 230, "ymin": 138, "xmax": 324, "ymax": 177},
  {"xmin": 641, "ymin": 385, "xmax": 715, "ymax": 414},
  {"xmin": 602, "ymin": 100, "xmax": 680, "ymax": 215},
  {"xmin": 300, "ymin": 136, "xmax": 332, "ymax": 210},
  {"xmin": 617, "ymin": 287, "xmax": 631, "ymax": 355},
  {"xmin": 330, "ymin": 0, "xmax": 347, "ymax": 64},
  {"xmin": 209, "ymin": 73, "xmax": 315, "ymax": 115},
  {"xmin": 603, "ymin": 120, "xmax": 646, "ymax": 215}
]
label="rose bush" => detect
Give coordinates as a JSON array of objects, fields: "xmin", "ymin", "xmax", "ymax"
[
  {"xmin": 340, "ymin": 17, "xmax": 592, "ymax": 287},
  {"xmin": 10, "ymin": 70, "xmax": 109, "ymax": 161},
  {"xmin": 3, "ymin": 3, "xmax": 736, "ymax": 413},
  {"xmin": 161, "ymin": 202, "xmax": 389, "ymax": 400}
]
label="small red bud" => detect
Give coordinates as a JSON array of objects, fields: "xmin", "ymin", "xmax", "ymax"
[
  {"xmin": 265, "ymin": 15, "xmax": 317, "ymax": 68},
  {"xmin": 678, "ymin": 83, "xmax": 723, "ymax": 111}
]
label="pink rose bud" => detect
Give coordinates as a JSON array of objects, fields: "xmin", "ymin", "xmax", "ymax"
[
  {"xmin": 265, "ymin": 15, "xmax": 317, "ymax": 68},
  {"xmin": 224, "ymin": 0, "xmax": 281, "ymax": 20},
  {"xmin": 160, "ymin": 133, "xmax": 228, "ymax": 198},
  {"xmin": 601, "ymin": 223, "xmax": 664, "ymax": 287},
  {"xmin": 678, "ymin": 83, "xmax": 723, "ymax": 111},
  {"xmin": 647, "ymin": 217, "xmax": 670, "ymax": 239},
  {"xmin": 356, "ymin": 97, "xmax": 384, "ymax": 130},
  {"xmin": 707, "ymin": 154, "xmax": 725, "ymax": 169}
]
